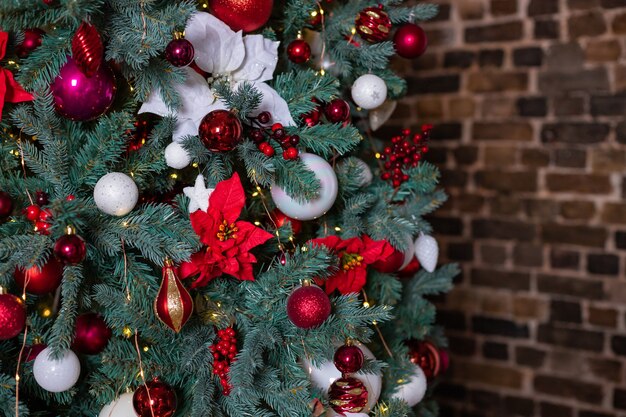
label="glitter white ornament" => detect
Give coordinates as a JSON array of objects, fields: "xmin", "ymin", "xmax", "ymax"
[
  {"xmin": 94, "ymin": 173, "xmax": 138, "ymax": 216},
  {"xmin": 415, "ymin": 233, "xmax": 439, "ymax": 273},
  {"xmin": 164, "ymin": 142, "xmax": 191, "ymax": 169},
  {"xmin": 351, "ymin": 74, "xmax": 387, "ymax": 110},
  {"xmin": 99, "ymin": 392, "xmax": 136, "ymax": 417},
  {"xmin": 33, "ymin": 347, "xmax": 81, "ymax": 393},
  {"xmin": 183, "ymin": 174, "xmax": 214, "ymax": 213},
  {"xmin": 391, "ymin": 365, "xmax": 427, "ymax": 407},
  {"xmin": 271, "ymin": 153, "xmax": 338, "ymax": 220}
]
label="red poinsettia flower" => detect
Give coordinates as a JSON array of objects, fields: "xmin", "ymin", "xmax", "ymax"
[
  {"xmin": 180, "ymin": 173, "xmax": 273, "ymax": 288},
  {"xmin": 0, "ymin": 32, "xmax": 34, "ymax": 120},
  {"xmin": 310, "ymin": 235, "xmax": 396, "ymax": 295}
]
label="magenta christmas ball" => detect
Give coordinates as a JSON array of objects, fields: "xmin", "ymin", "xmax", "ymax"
[{"xmin": 51, "ymin": 57, "xmax": 117, "ymax": 121}]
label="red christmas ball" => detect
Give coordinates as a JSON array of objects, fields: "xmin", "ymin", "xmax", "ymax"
[
  {"xmin": 17, "ymin": 28, "xmax": 45, "ymax": 58},
  {"xmin": 398, "ymin": 256, "xmax": 421, "ymax": 278},
  {"xmin": 26, "ymin": 343, "xmax": 47, "ymax": 362},
  {"xmin": 393, "ymin": 23, "xmax": 428, "ymax": 59},
  {"xmin": 355, "ymin": 6, "xmax": 392, "ymax": 43},
  {"xmin": 72, "ymin": 22, "xmax": 104, "ymax": 77},
  {"xmin": 371, "ymin": 247, "xmax": 404, "ymax": 273},
  {"xmin": 72, "ymin": 313, "xmax": 112, "ymax": 354},
  {"xmin": 165, "ymin": 38, "xmax": 195, "ymax": 67},
  {"xmin": 127, "ymin": 115, "xmax": 154, "ymax": 152},
  {"xmin": 287, "ymin": 39, "xmax": 311, "ymax": 64},
  {"xmin": 323, "ymin": 99, "xmax": 350, "ymax": 124},
  {"xmin": 271, "ymin": 209, "xmax": 302, "ymax": 234},
  {"xmin": 328, "ymin": 376, "xmax": 368, "ymax": 414},
  {"xmin": 35, "ymin": 191, "xmax": 49, "ymax": 206},
  {"xmin": 287, "ymin": 284, "xmax": 331, "ymax": 329},
  {"xmin": 14, "ymin": 258, "xmax": 63, "ymax": 295},
  {"xmin": 0, "ymin": 191, "xmax": 13, "ymax": 219},
  {"xmin": 209, "ymin": 0, "xmax": 273, "ymax": 32},
  {"xmin": 24, "ymin": 204, "xmax": 41, "ymax": 221},
  {"xmin": 53, "ymin": 234, "xmax": 86, "ymax": 264},
  {"xmin": 301, "ymin": 108, "xmax": 320, "ymax": 127},
  {"xmin": 133, "ymin": 379, "xmax": 177, "ymax": 417},
  {"xmin": 406, "ymin": 339, "xmax": 441, "ymax": 380},
  {"xmin": 439, "ymin": 348, "xmax": 450, "ymax": 374},
  {"xmin": 0, "ymin": 293, "xmax": 26, "ymax": 340},
  {"xmin": 198, "ymin": 110, "xmax": 243, "ymax": 152},
  {"xmin": 333, "ymin": 344, "xmax": 364, "ymax": 374}
]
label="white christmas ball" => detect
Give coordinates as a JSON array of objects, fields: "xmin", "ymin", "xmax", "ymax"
[
  {"xmin": 94, "ymin": 172, "xmax": 139, "ymax": 216},
  {"xmin": 351, "ymin": 74, "xmax": 387, "ymax": 110},
  {"xmin": 271, "ymin": 153, "xmax": 338, "ymax": 220},
  {"xmin": 337, "ymin": 158, "xmax": 373, "ymax": 188},
  {"xmin": 391, "ymin": 365, "xmax": 427, "ymax": 407},
  {"xmin": 415, "ymin": 233, "xmax": 439, "ymax": 273},
  {"xmin": 33, "ymin": 347, "xmax": 81, "ymax": 393},
  {"xmin": 164, "ymin": 142, "xmax": 191, "ymax": 169},
  {"xmin": 303, "ymin": 343, "xmax": 381, "ymax": 412},
  {"xmin": 99, "ymin": 392, "xmax": 137, "ymax": 417}
]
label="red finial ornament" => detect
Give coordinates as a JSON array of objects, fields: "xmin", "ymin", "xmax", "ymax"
[
  {"xmin": 355, "ymin": 5, "xmax": 392, "ymax": 43},
  {"xmin": 71, "ymin": 22, "xmax": 103, "ymax": 77},
  {"xmin": 154, "ymin": 259, "xmax": 193, "ymax": 333}
]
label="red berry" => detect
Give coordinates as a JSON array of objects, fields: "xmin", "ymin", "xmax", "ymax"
[
  {"xmin": 257, "ymin": 111, "xmax": 271, "ymax": 124},
  {"xmin": 262, "ymin": 146, "xmax": 275, "ymax": 156},
  {"xmin": 228, "ymin": 352, "xmax": 236, "ymax": 359},
  {"xmin": 283, "ymin": 147, "xmax": 298, "ymax": 160},
  {"xmin": 402, "ymin": 129, "xmax": 410, "ymax": 136},
  {"xmin": 250, "ymin": 129, "xmax": 264, "ymax": 143},
  {"xmin": 66, "ymin": 194, "xmax": 75, "ymax": 201},
  {"xmin": 392, "ymin": 180, "xmax": 401, "ymax": 187},
  {"xmin": 290, "ymin": 135, "xmax": 300, "ymax": 146},
  {"xmin": 421, "ymin": 146, "xmax": 429, "ymax": 153},
  {"xmin": 25, "ymin": 204, "xmax": 41, "ymax": 221},
  {"xmin": 273, "ymin": 128, "xmax": 285, "ymax": 139},
  {"xmin": 35, "ymin": 221, "xmax": 51, "ymax": 234},
  {"xmin": 38, "ymin": 208, "xmax": 52, "ymax": 222},
  {"xmin": 271, "ymin": 123, "xmax": 283, "ymax": 132}
]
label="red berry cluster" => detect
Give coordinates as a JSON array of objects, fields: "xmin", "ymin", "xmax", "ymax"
[
  {"xmin": 210, "ymin": 327, "xmax": 238, "ymax": 395},
  {"xmin": 380, "ymin": 124, "xmax": 433, "ymax": 188},
  {"xmin": 24, "ymin": 191, "xmax": 52, "ymax": 235},
  {"xmin": 249, "ymin": 112, "xmax": 300, "ymax": 160}
]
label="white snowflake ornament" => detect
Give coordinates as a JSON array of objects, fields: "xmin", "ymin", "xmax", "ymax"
[
  {"xmin": 414, "ymin": 233, "xmax": 439, "ymax": 273},
  {"xmin": 184, "ymin": 174, "xmax": 214, "ymax": 213}
]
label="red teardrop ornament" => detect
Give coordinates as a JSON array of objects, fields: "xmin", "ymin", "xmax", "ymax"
[{"xmin": 154, "ymin": 260, "xmax": 193, "ymax": 333}]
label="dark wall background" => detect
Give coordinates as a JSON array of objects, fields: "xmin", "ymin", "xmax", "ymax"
[{"xmin": 388, "ymin": 0, "xmax": 626, "ymax": 415}]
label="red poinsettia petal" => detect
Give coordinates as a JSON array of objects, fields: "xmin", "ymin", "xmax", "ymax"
[
  {"xmin": 325, "ymin": 267, "xmax": 367, "ymax": 295},
  {"xmin": 342, "ymin": 237, "xmax": 365, "ymax": 253},
  {"xmin": 235, "ymin": 221, "xmax": 273, "ymax": 253},
  {"xmin": 189, "ymin": 209, "xmax": 220, "ymax": 246},
  {"xmin": 360, "ymin": 236, "xmax": 395, "ymax": 265},
  {"xmin": 0, "ymin": 72, "xmax": 6, "ymax": 121},
  {"xmin": 0, "ymin": 32, "xmax": 7, "ymax": 59},
  {"xmin": 2, "ymin": 69, "xmax": 33, "ymax": 103},
  {"xmin": 209, "ymin": 172, "xmax": 245, "ymax": 224},
  {"xmin": 310, "ymin": 235, "xmax": 342, "ymax": 251}
]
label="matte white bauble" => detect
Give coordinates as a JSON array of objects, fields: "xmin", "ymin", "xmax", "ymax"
[
  {"xmin": 351, "ymin": 74, "xmax": 387, "ymax": 110},
  {"xmin": 94, "ymin": 172, "xmax": 139, "ymax": 216},
  {"xmin": 33, "ymin": 347, "xmax": 81, "ymax": 393},
  {"xmin": 164, "ymin": 142, "xmax": 191, "ymax": 169},
  {"xmin": 271, "ymin": 153, "xmax": 338, "ymax": 220},
  {"xmin": 415, "ymin": 233, "xmax": 439, "ymax": 272},
  {"xmin": 337, "ymin": 158, "xmax": 372, "ymax": 188},
  {"xmin": 99, "ymin": 392, "xmax": 137, "ymax": 417},
  {"xmin": 303, "ymin": 343, "xmax": 381, "ymax": 412},
  {"xmin": 391, "ymin": 365, "xmax": 427, "ymax": 407}
]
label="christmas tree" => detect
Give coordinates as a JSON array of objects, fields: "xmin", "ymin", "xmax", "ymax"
[{"xmin": 0, "ymin": 1, "xmax": 458, "ymax": 416}]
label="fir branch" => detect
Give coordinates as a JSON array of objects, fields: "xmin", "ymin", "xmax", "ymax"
[
  {"xmin": 273, "ymin": 158, "xmax": 320, "ymax": 203},
  {"xmin": 273, "ymin": 70, "xmax": 340, "ymax": 117},
  {"xmin": 293, "ymin": 124, "xmax": 362, "ymax": 158}
]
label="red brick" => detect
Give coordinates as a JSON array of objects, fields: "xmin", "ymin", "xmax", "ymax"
[
  {"xmin": 491, "ymin": 0, "xmax": 517, "ymax": 15},
  {"xmin": 537, "ymin": 274, "xmax": 604, "ymax": 299},
  {"xmin": 568, "ymin": 11, "xmax": 607, "ymax": 38},
  {"xmin": 472, "ymin": 268, "xmax": 530, "ymax": 291},
  {"xmin": 534, "ymin": 375, "xmax": 603, "ymax": 404},
  {"xmin": 541, "ymin": 224, "xmax": 607, "ymax": 247},
  {"xmin": 452, "ymin": 360, "xmax": 524, "ymax": 389},
  {"xmin": 468, "ymin": 72, "xmax": 528, "ymax": 92},
  {"xmin": 546, "ymin": 174, "xmax": 612, "ymax": 194},
  {"xmin": 560, "ymin": 201, "xmax": 596, "ymax": 220},
  {"xmin": 585, "ymin": 39, "xmax": 622, "ymax": 62},
  {"xmin": 601, "ymin": 203, "xmax": 626, "ymax": 224},
  {"xmin": 476, "ymin": 171, "xmax": 537, "ymax": 192},
  {"xmin": 473, "ymin": 122, "xmax": 533, "ymax": 141},
  {"xmin": 588, "ymin": 306, "xmax": 618, "ymax": 328},
  {"xmin": 465, "ymin": 22, "xmax": 524, "ymax": 43},
  {"xmin": 612, "ymin": 12, "xmax": 626, "ymax": 34}
]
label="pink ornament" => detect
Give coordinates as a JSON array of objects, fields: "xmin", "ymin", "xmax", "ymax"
[
  {"xmin": 393, "ymin": 24, "xmax": 428, "ymax": 59},
  {"xmin": 334, "ymin": 344, "xmax": 364, "ymax": 374},
  {"xmin": 17, "ymin": 29, "xmax": 44, "ymax": 58},
  {"xmin": 323, "ymin": 99, "xmax": 350, "ymax": 124},
  {"xmin": 53, "ymin": 233, "xmax": 86, "ymax": 264},
  {"xmin": 51, "ymin": 57, "xmax": 116, "ymax": 121},
  {"xmin": 165, "ymin": 39, "xmax": 195, "ymax": 67},
  {"xmin": 72, "ymin": 313, "xmax": 112, "ymax": 354}
]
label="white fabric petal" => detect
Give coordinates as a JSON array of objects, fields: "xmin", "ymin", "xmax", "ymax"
[
  {"xmin": 172, "ymin": 119, "xmax": 198, "ymax": 142},
  {"xmin": 247, "ymin": 81, "xmax": 296, "ymax": 127},
  {"xmin": 231, "ymin": 35, "xmax": 279, "ymax": 83},
  {"xmin": 185, "ymin": 12, "xmax": 245, "ymax": 75},
  {"xmin": 138, "ymin": 89, "xmax": 172, "ymax": 118}
]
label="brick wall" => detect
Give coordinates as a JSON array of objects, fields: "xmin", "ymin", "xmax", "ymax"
[{"xmin": 389, "ymin": 0, "xmax": 626, "ymax": 416}]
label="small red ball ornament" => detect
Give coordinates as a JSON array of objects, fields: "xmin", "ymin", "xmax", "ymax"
[
  {"xmin": 133, "ymin": 378, "xmax": 177, "ymax": 417},
  {"xmin": 286, "ymin": 283, "xmax": 331, "ymax": 329},
  {"xmin": 53, "ymin": 230, "xmax": 86, "ymax": 265},
  {"xmin": 270, "ymin": 209, "xmax": 302, "ymax": 235},
  {"xmin": 154, "ymin": 260, "xmax": 193, "ymax": 333},
  {"xmin": 24, "ymin": 204, "xmax": 41, "ymax": 221},
  {"xmin": 334, "ymin": 343, "xmax": 364, "ymax": 374},
  {"xmin": 71, "ymin": 21, "xmax": 104, "ymax": 77},
  {"xmin": 324, "ymin": 99, "xmax": 351, "ymax": 123},
  {"xmin": 393, "ymin": 23, "xmax": 428, "ymax": 59},
  {"xmin": 17, "ymin": 28, "xmax": 45, "ymax": 58},
  {"xmin": 398, "ymin": 256, "xmax": 421, "ymax": 278},
  {"xmin": 165, "ymin": 38, "xmax": 195, "ymax": 67},
  {"xmin": 406, "ymin": 339, "xmax": 441, "ymax": 380},
  {"xmin": 328, "ymin": 376, "xmax": 369, "ymax": 414},
  {"xmin": 209, "ymin": 0, "xmax": 273, "ymax": 32},
  {"xmin": 26, "ymin": 343, "xmax": 47, "ymax": 362},
  {"xmin": 35, "ymin": 191, "xmax": 49, "ymax": 206},
  {"xmin": 0, "ymin": 292, "xmax": 26, "ymax": 340},
  {"xmin": 14, "ymin": 258, "xmax": 63, "ymax": 295},
  {"xmin": 198, "ymin": 110, "xmax": 243, "ymax": 152},
  {"xmin": 287, "ymin": 39, "xmax": 311, "ymax": 64},
  {"xmin": 355, "ymin": 6, "xmax": 392, "ymax": 43},
  {"xmin": 0, "ymin": 191, "xmax": 13, "ymax": 220},
  {"xmin": 72, "ymin": 313, "xmax": 112, "ymax": 354}
]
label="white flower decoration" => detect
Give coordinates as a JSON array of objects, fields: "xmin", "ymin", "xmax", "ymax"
[{"xmin": 139, "ymin": 12, "xmax": 294, "ymax": 151}]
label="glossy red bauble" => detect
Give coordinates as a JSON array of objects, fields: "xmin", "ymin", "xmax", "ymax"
[
  {"xmin": 333, "ymin": 344, "xmax": 364, "ymax": 374},
  {"xmin": 14, "ymin": 258, "xmax": 63, "ymax": 294},
  {"xmin": 287, "ymin": 39, "xmax": 311, "ymax": 64},
  {"xmin": 155, "ymin": 261, "xmax": 193, "ymax": 333},
  {"xmin": 0, "ymin": 191, "xmax": 13, "ymax": 219},
  {"xmin": 324, "ymin": 99, "xmax": 350, "ymax": 124},
  {"xmin": 406, "ymin": 339, "xmax": 441, "ymax": 380},
  {"xmin": 398, "ymin": 256, "xmax": 421, "ymax": 278},
  {"xmin": 198, "ymin": 110, "xmax": 243, "ymax": 152},
  {"xmin": 393, "ymin": 23, "xmax": 428, "ymax": 59},
  {"xmin": 328, "ymin": 376, "xmax": 368, "ymax": 414},
  {"xmin": 0, "ymin": 293, "xmax": 26, "ymax": 340},
  {"xmin": 72, "ymin": 313, "xmax": 112, "ymax": 354},
  {"xmin": 209, "ymin": 0, "xmax": 273, "ymax": 32},
  {"xmin": 371, "ymin": 247, "xmax": 404, "ymax": 273},
  {"xmin": 270, "ymin": 209, "xmax": 302, "ymax": 235},
  {"xmin": 439, "ymin": 348, "xmax": 450, "ymax": 374},
  {"xmin": 165, "ymin": 38, "xmax": 195, "ymax": 67},
  {"xmin": 72, "ymin": 22, "xmax": 104, "ymax": 77},
  {"xmin": 53, "ymin": 234, "xmax": 86, "ymax": 264},
  {"xmin": 133, "ymin": 379, "xmax": 177, "ymax": 417},
  {"xmin": 355, "ymin": 6, "xmax": 392, "ymax": 43},
  {"xmin": 286, "ymin": 285, "xmax": 331, "ymax": 329},
  {"xmin": 17, "ymin": 28, "xmax": 45, "ymax": 58}
]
